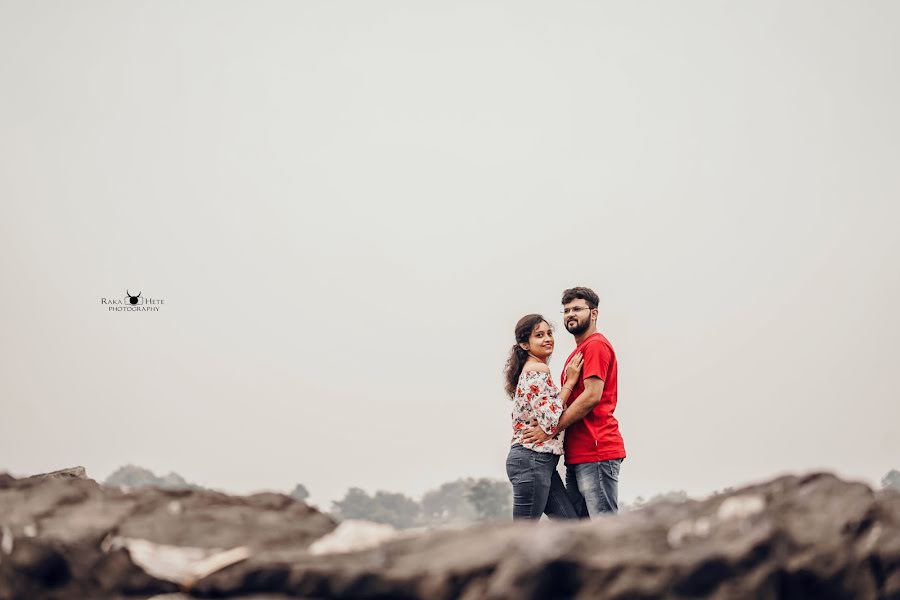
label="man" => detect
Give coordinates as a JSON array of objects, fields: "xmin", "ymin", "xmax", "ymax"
[{"xmin": 522, "ymin": 286, "xmax": 626, "ymax": 517}]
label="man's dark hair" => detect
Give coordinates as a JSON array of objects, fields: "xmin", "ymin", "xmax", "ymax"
[{"xmin": 561, "ymin": 287, "xmax": 599, "ymax": 309}]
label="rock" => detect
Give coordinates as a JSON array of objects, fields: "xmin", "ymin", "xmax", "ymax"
[
  {"xmin": 102, "ymin": 537, "xmax": 251, "ymax": 587},
  {"xmin": 309, "ymin": 520, "xmax": 406, "ymax": 555},
  {"xmin": 0, "ymin": 467, "xmax": 336, "ymax": 600},
  {"xmin": 192, "ymin": 473, "xmax": 900, "ymax": 600},
  {"xmin": 20, "ymin": 467, "xmax": 87, "ymax": 483},
  {"xmin": 2, "ymin": 468, "xmax": 900, "ymax": 599}
]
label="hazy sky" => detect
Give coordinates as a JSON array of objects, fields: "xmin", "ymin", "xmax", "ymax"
[{"xmin": 1, "ymin": 1, "xmax": 898, "ymax": 508}]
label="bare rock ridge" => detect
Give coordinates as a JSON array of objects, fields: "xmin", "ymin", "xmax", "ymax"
[
  {"xmin": 1, "ymin": 468, "xmax": 900, "ymax": 599},
  {"xmin": 18, "ymin": 467, "xmax": 87, "ymax": 483}
]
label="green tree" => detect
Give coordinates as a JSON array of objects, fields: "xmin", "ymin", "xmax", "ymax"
[
  {"xmin": 466, "ymin": 478, "xmax": 511, "ymax": 521},
  {"xmin": 104, "ymin": 465, "xmax": 201, "ymax": 490},
  {"xmin": 627, "ymin": 496, "xmax": 646, "ymax": 511},
  {"xmin": 290, "ymin": 483, "xmax": 310, "ymax": 502},
  {"xmin": 623, "ymin": 490, "xmax": 689, "ymax": 512},
  {"xmin": 421, "ymin": 479, "xmax": 478, "ymax": 525},
  {"xmin": 331, "ymin": 487, "xmax": 374, "ymax": 520},
  {"xmin": 331, "ymin": 488, "xmax": 421, "ymax": 529},
  {"xmin": 882, "ymin": 469, "xmax": 900, "ymax": 490},
  {"xmin": 370, "ymin": 491, "xmax": 421, "ymax": 529},
  {"xmin": 651, "ymin": 490, "xmax": 688, "ymax": 503}
]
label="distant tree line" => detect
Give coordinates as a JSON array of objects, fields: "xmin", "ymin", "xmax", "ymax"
[
  {"xmin": 623, "ymin": 490, "xmax": 689, "ymax": 511},
  {"xmin": 103, "ymin": 466, "xmax": 511, "ymax": 529},
  {"xmin": 330, "ymin": 478, "xmax": 512, "ymax": 529},
  {"xmin": 104, "ymin": 465, "xmax": 204, "ymax": 491},
  {"xmin": 104, "ymin": 465, "xmax": 900, "ymax": 529}
]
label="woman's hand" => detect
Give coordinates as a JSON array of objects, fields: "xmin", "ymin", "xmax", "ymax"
[
  {"xmin": 564, "ymin": 352, "xmax": 584, "ymax": 384},
  {"xmin": 522, "ymin": 423, "xmax": 553, "ymax": 445}
]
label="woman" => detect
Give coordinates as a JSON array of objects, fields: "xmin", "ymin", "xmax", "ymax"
[{"xmin": 504, "ymin": 314, "xmax": 583, "ymax": 520}]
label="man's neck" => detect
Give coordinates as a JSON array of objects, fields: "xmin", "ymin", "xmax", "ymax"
[{"xmin": 574, "ymin": 325, "xmax": 597, "ymax": 346}]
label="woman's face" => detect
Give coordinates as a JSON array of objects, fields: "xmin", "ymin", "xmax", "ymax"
[{"xmin": 522, "ymin": 321, "xmax": 554, "ymax": 359}]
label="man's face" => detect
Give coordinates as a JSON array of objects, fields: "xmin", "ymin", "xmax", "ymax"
[{"xmin": 563, "ymin": 299, "xmax": 594, "ymax": 336}]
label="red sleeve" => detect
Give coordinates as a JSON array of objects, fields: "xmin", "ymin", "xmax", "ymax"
[{"xmin": 581, "ymin": 339, "xmax": 611, "ymax": 382}]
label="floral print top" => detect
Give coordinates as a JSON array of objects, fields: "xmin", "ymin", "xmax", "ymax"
[{"xmin": 510, "ymin": 369, "xmax": 565, "ymax": 454}]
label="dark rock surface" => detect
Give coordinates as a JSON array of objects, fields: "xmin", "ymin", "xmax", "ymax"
[
  {"xmin": 2, "ymin": 469, "xmax": 900, "ymax": 599},
  {"xmin": 0, "ymin": 470, "xmax": 335, "ymax": 599}
]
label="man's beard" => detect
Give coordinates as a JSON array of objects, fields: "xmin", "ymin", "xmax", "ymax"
[{"xmin": 566, "ymin": 317, "xmax": 590, "ymax": 336}]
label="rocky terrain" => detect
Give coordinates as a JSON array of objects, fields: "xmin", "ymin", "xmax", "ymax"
[{"xmin": 1, "ymin": 467, "xmax": 899, "ymax": 599}]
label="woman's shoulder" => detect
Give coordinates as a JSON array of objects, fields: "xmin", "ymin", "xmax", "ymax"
[{"xmin": 521, "ymin": 363, "xmax": 551, "ymax": 375}]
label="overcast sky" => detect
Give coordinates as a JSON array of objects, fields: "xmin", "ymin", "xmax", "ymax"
[{"xmin": 1, "ymin": 1, "xmax": 898, "ymax": 508}]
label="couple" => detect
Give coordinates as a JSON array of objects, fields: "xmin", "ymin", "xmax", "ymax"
[{"xmin": 505, "ymin": 286, "xmax": 626, "ymax": 520}]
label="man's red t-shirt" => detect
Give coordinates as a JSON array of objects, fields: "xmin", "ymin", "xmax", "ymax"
[{"xmin": 561, "ymin": 332, "xmax": 626, "ymax": 465}]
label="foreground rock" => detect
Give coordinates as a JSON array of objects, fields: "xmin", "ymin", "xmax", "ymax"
[
  {"xmin": 1, "ymin": 470, "xmax": 899, "ymax": 599},
  {"xmin": 0, "ymin": 470, "xmax": 335, "ymax": 599}
]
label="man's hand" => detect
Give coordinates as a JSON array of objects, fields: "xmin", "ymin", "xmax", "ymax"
[
  {"xmin": 521, "ymin": 422, "xmax": 552, "ymax": 445},
  {"xmin": 556, "ymin": 376, "xmax": 604, "ymax": 432}
]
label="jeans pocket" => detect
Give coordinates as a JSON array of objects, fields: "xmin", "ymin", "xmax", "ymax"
[
  {"xmin": 602, "ymin": 459, "xmax": 621, "ymax": 482},
  {"xmin": 533, "ymin": 452, "xmax": 559, "ymax": 480},
  {"xmin": 534, "ymin": 451, "xmax": 556, "ymax": 464},
  {"xmin": 506, "ymin": 450, "xmax": 529, "ymax": 484},
  {"xmin": 506, "ymin": 453, "xmax": 518, "ymax": 478}
]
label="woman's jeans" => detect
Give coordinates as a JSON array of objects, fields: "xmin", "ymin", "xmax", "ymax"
[{"xmin": 505, "ymin": 444, "xmax": 578, "ymax": 520}]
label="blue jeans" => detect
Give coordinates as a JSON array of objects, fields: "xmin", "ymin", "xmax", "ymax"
[
  {"xmin": 566, "ymin": 458, "xmax": 623, "ymax": 518},
  {"xmin": 506, "ymin": 445, "xmax": 579, "ymax": 520}
]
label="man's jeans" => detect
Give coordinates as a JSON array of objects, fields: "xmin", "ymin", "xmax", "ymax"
[
  {"xmin": 506, "ymin": 444, "xmax": 579, "ymax": 520},
  {"xmin": 566, "ymin": 458, "xmax": 623, "ymax": 518}
]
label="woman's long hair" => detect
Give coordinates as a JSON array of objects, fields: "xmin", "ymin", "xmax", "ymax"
[{"xmin": 504, "ymin": 314, "xmax": 550, "ymax": 398}]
